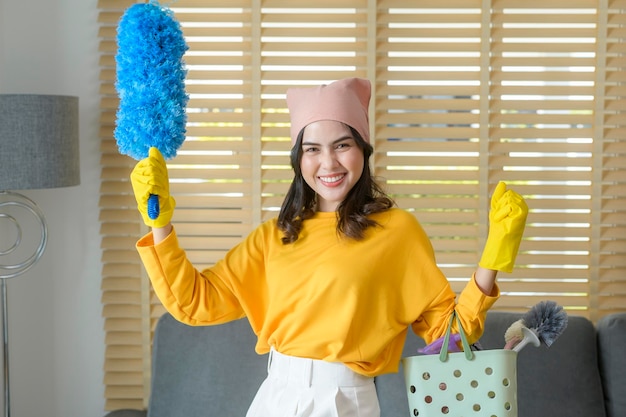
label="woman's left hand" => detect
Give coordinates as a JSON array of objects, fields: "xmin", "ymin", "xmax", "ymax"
[{"xmin": 479, "ymin": 182, "xmax": 528, "ymax": 273}]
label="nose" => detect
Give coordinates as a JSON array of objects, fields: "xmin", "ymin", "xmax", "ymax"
[{"xmin": 319, "ymin": 148, "xmax": 339, "ymax": 169}]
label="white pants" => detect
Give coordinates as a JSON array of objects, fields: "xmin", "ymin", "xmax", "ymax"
[{"xmin": 246, "ymin": 348, "xmax": 380, "ymax": 417}]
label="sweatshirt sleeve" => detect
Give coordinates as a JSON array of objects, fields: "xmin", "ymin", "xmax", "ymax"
[
  {"xmin": 136, "ymin": 228, "xmax": 246, "ymax": 325},
  {"xmin": 455, "ymin": 274, "xmax": 500, "ymax": 341},
  {"xmin": 411, "ymin": 274, "xmax": 500, "ymax": 345}
]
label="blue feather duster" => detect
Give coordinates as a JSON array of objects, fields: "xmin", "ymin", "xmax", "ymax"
[
  {"xmin": 115, "ymin": 1, "xmax": 188, "ymax": 219},
  {"xmin": 114, "ymin": 1, "xmax": 188, "ymax": 160}
]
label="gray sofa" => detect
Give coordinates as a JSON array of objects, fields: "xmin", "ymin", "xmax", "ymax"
[{"xmin": 105, "ymin": 311, "xmax": 626, "ymax": 417}]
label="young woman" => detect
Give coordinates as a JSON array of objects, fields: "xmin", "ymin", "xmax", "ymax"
[{"xmin": 130, "ymin": 77, "xmax": 528, "ymax": 417}]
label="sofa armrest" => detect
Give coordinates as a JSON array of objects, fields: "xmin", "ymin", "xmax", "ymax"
[
  {"xmin": 598, "ymin": 313, "xmax": 626, "ymax": 417},
  {"xmin": 103, "ymin": 409, "xmax": 147, "ymax": 417}
]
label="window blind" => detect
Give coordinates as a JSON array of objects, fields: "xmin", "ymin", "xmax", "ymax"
[
  {"xmin": 488, "ymin": 1, "xmax": 598, "ymax": 312},
  {"xmin": 599, "ymin": 0, "xmax": 626, "ymax": 316},
  {"xmin": 98, "ymin": 0, "xmax": 626, "ymax": 410}
]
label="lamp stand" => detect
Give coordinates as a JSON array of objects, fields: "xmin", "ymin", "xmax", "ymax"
[
  {"xmin": 1, "ymin": 279, "xmax": 9, "ymax": 417},
  {"xmin": 0, "ymin": 191, "xmax": 48, "ymax": 417}
]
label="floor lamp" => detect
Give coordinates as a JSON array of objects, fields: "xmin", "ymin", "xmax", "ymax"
[{"xmin": 0, "ymin": 95, "xmax": 80, "ymax": 417}]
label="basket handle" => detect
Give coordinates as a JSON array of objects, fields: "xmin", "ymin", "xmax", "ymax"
[{"xmin": 439, "ymin": 312, "xmax": 474, "ymax": 362}]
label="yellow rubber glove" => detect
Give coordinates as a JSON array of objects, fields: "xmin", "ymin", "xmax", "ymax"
[
  {"xmin": 130, "ymin": 147, "xmax": 175, "ymax": 228},
  {"xmin": 479, "ymin": 182, "xmax": 528, "ymax": 273}
]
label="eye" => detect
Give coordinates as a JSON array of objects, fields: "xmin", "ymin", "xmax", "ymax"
[
  {"xmin": 303, "ymin": 146, "xmax": 319, "ymax": 153},
  {"xmin": 336, "ymin": 140, "xmax": 354, "ymax": 150}
]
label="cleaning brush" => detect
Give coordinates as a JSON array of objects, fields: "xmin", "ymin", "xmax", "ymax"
[
  {"xmin": 503, "ymin": 319, "xmax": 526, "ymax": 350},
  {"xmin": 504, "ymin": 300, "xmax": 568, "ymax": 352}
]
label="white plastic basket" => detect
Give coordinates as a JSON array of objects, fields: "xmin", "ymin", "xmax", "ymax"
[{"xmin": 402, "ymin": 314, "xmax": 518, "ymax": 417}]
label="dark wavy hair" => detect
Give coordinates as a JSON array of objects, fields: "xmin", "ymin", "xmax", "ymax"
[{"xmin": 277, "ymin": 125, "xmax": 394, "ymax": 244}]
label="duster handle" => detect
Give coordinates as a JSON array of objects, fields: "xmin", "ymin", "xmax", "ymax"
[{"xmin": 148, "ymin": 194, "xmax": 160, "ymax": 220}]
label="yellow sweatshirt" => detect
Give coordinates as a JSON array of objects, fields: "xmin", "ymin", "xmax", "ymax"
[{"xmin": 136, "ymin": 208, "xmax": 499, "ymax": 376}]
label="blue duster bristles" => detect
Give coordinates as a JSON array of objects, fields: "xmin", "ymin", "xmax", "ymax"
[{"xmin": 114, "ymin": 1, "xmax": 189, "ymax": 161}]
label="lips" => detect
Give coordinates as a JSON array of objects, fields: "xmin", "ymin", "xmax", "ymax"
[{"xmin": 318, "ymin": 174, "xmax": 346, "ymax": 186}]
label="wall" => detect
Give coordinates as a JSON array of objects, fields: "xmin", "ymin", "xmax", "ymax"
[{"xmin": 0, "ymin": 0, "xmax": 105, "ymax": 416}]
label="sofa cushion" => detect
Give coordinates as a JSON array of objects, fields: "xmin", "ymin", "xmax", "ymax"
[
  {"xmin": 148, "ymin": 314, "xmax": 267, "ymax": 417},
  {"xmin": 597, "ymin": 313, "xmax": 626, "ymax": 417},
  {"xmin": 145, "ymin": 311, "xmax": 611, "ymax": 417}
]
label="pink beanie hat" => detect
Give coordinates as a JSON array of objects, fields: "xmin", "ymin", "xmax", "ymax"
[{"xmin": 286, "ymin": 78, "xmax": 371, "ymax": 146}]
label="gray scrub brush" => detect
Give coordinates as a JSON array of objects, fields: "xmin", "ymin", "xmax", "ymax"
[{"xmin": 504, "ymin": 300, "xmax": 568, "ymax": 352}]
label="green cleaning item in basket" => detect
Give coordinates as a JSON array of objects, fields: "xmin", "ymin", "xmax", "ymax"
[{"xmin": 402, "ymin": 313, "xmax": 518, "ymax": 417}]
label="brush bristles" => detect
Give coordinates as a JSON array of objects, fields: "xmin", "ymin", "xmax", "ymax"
[
  {"xmin": 504, "ymin": 319, "xmax": 525, "ymax": 344},
  {"xmin": 521, "ymin": 300, "xmax": 568, "ymax": 347}
]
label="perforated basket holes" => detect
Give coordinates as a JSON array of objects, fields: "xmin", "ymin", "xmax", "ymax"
[{"xmin": 406, "ymin": 365, "xmax": 515, "ymax": 416}]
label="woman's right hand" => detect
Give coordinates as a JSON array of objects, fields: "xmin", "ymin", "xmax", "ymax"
[{"xmin": 130, "ymin": 147, "xmax": 176, "ymax": 228}]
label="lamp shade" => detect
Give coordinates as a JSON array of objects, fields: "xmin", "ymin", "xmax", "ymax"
[{"xmin": 0, "ymin": 94, "xmax": 80, "ymax": 190}]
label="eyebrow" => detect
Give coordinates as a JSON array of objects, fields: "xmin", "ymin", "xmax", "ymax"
[{"xmin": 302, "ymin": 135, "xmax": 355, "ymax": 146}]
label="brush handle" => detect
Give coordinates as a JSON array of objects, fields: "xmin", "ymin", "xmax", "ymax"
[
  {"xmin": 148, "ymin": 194, "xmax": 160, "ymax": 220},
  {"xmin": 512, "ymin": 327, "xmax": 540, "ymax": 352}
]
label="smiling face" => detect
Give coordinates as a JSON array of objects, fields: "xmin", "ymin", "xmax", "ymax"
[{"xmin": 300, "ymin": 120, "xmax": 365, "ymax": 212}]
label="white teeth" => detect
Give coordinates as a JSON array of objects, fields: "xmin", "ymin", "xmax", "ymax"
[{"xmin": 319, "ymin": 174, "xmax": 344, "ymax": 183}]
